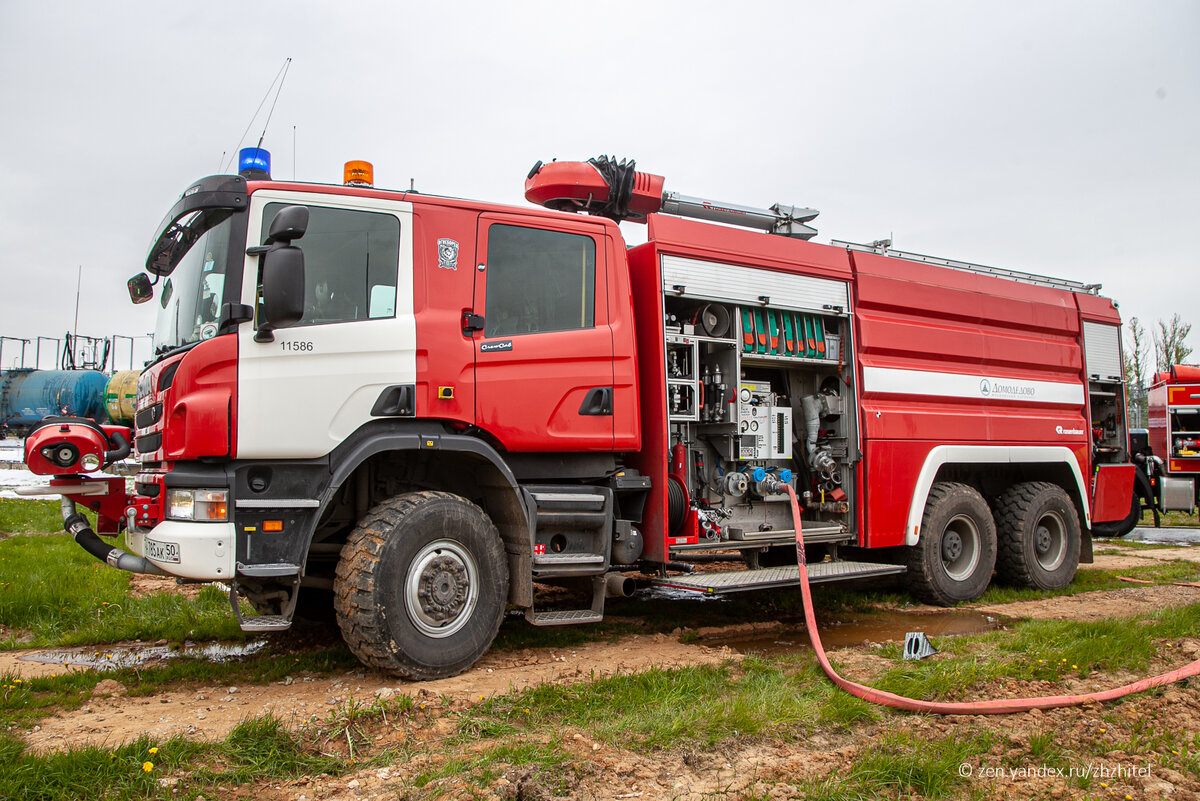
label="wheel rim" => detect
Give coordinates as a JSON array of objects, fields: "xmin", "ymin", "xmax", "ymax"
[
  {"xmin": 940, "ymin": 514, "xmax": 981, "ymax": 581},
  {"xmin": 1033, "ymin": 511, "xmax": 1067, "ymax": 572},
  {"xmin": 404, "ymin": 539, "xmax": 480, "ymax": 638}
]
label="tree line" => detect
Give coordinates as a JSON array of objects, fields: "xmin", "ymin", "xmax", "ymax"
[{"xmin": 1124, "ymin": 313, "xmax": 1193, "ymax": 428}]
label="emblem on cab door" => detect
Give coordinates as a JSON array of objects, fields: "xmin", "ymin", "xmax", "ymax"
[{"xmin": 437, "ymin": 238, "xmax": 459, "ymax": 270}]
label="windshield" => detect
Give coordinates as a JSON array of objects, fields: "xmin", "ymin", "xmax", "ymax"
[{"xmin": 152, "ymin": 213, "xmax": 235, "ymax": 352}]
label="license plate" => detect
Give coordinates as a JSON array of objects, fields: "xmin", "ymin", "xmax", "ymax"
[{"xmin": 145, "ymin": 539, "xmax": 180, "ymax": 563}]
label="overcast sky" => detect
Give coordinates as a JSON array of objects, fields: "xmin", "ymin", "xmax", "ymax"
[{"xmin": 1, "ymin": 1, "xmax": 1196, "ymax": 372}]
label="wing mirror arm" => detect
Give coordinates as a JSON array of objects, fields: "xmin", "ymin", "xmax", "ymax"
[{"xmin": 252, "ymin": 206, "xmax": 309, "ymax": 343}]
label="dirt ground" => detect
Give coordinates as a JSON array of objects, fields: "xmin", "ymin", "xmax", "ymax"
[{"xmin": 5, "ymin": 542, "xmax": 1200, "ymax": 800}]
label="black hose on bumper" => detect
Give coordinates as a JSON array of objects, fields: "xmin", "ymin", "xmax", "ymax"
[{"xmin": 61, "ymin": 497, "xmax": 166, "ymax": 575}]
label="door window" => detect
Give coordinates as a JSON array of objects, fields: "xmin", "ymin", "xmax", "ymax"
[
  {"xmin": 484, "ymin": 225, "xmax": 596, "ymax": 337},
  {"xmin": 260, "ymin": 203, "xmax": 400, "ymax": 325}
]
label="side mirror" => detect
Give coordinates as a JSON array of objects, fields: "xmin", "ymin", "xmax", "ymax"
[
  {"xmin": 127, "ymin": 274, "xmax": 154, "ymax": 304},
  {"xmin": 254, "ymin": 246, "xmax": 305, "ymax": 343},
  {"xmin": 267, "ymin": 205, "xmax": 309, "ymax": 244},
  {"xmin": 251, "ymin": 205, "xmax": 310, "ymax": 342}
]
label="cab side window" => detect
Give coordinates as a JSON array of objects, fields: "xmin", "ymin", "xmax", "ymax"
[
  {"xmin": 484, "ymin": 225, "xmax": 596, "ymax": 337},
  {"xmin": 261, "ymin": 203, "xmax": 400, "ymax": 325}
]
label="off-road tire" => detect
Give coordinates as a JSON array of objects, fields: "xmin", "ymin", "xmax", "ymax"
[
  {"xmin": 994, "ymin": 481, "xmax": 1080, "ymax": 590},
  {"xmin": 333, "ymin": 491, "xmax": 508, "ymax": 679},
  {"xmin": 906, "ymin": 482, "xmax": 997, "ymax": 606}
]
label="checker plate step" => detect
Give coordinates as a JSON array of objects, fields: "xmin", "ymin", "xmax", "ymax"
[
  {"xmin": 238, "ymin": 615, "xmax": 293, "ymax": 632},
  {"xmin": 651, "ymin": 561, "xmax": 906, "ymax": 594},
  {"xmin": 526, "ymin": 609, "xmax": 604, "ymax": 626}
]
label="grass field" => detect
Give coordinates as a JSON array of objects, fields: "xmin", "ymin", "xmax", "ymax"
[{"xmin": 0, "ymin": 497, "xmax": 1196, "ymax": 799}]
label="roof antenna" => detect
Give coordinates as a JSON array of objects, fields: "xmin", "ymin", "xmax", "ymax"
[{"xmin": 223, "ymin": 57, "xmax": 292, "ymax": 173}]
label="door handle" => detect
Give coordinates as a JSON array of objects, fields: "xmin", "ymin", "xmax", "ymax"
[
  {"xmin": 579, "ymin": 387, "xmax": 613, "ymax": 416},
  {"xmin": 462, "ymin": 312, "xmax": 485, "ymax": 337}
]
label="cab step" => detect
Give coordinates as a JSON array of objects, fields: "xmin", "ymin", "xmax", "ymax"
[
  {"xmin": 237, "ymin": 615, "xmax": 293, "ymax": 632},
  {"xmin": 229, "ymin": 572, "xmax": 298, "ymax": 632},
  {"xmin": 525, "ymin": 574, "xmax": 606, "ymax": 626},
  {"xmin": 526, "ymin": 609, "xmax": 605, "ymax": 626},
  {"xmin": 651, "ymin": 561, "xmax": 905, "ymax": 594}
]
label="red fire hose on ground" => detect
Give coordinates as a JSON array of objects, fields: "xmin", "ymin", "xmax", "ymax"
[{"xmin": 782, "ymin": 485, "xmax": 1200, "ymax": 715}]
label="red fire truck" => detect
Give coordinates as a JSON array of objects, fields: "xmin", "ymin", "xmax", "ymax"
[
  {"xmin": 1131, "ymin": 365, "xmax": 1200, "ymax": 523},
  {"xmin": 22, "ymin": 154, "xmax": 1137, "ymax": 679}
]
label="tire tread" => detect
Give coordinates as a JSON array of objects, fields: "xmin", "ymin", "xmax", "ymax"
[
  {"xmin": 906, "ymin": 482, "xmax": 997, "ymax": 606},
  {"xmin": 333, "ymin": 491, "xmax": 506, "ymax": 679}
]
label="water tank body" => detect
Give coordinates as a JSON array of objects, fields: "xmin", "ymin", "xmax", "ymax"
[
  {"xmin": 104, "ymin": 370, "xmax": 141, "ymax": 426},
  {"xmin": 0, "ymin": 370, "xmax": 109, "ymax": 428}
]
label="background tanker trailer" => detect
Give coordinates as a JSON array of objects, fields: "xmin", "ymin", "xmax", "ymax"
[{"xmin": 0, "ymin": 369, "xmax": 139, "ymax": 436}]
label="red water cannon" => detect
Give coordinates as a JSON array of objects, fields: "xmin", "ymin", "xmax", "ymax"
[
  {"xmin": 525, "ymin": 155, "xmax": 819, "ymax": 239},
  {"xmin": 24, "ymin": 417, "xmax": 132, "ymax": 476},
  {"xmin": 524, "ymin": 156, "xmax": 665, "ymax": 222}
]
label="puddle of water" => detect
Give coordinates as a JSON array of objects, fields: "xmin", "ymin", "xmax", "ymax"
[
  {"xmin": 1122, "ymin": 526, "xmax": 1199, "ymax": 546},
  {"xmin": 19, "ymin": 639, "xmax": 269, "ymax": 671},
  {"xmin": 710, "ymin": 611, "xmax": 1006, "ymax": 656}
]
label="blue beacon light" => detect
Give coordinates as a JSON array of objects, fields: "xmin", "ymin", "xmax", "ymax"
[{"xmin": 239, "ymin": 147, "xmax": 271, "ymax": 178}]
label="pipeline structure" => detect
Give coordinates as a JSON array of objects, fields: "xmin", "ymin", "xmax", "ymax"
[{"xmin": 782, "ymin": 484, "xmax": 1200, "ymax": 715}]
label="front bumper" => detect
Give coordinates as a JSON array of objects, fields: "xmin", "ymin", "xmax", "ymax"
[{"xmin": 126, "ymin": 520, "xmax": 236, "ymax": 580}]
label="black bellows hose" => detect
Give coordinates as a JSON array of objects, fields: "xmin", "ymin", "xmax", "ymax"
[{"xmin": 61, "ymin": 496, "xmax": 164, "ymax": 575}]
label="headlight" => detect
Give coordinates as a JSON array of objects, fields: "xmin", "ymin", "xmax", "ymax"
[{"xmin": 167, "ymin": 489, "xmax": 229, "ymax": 521}]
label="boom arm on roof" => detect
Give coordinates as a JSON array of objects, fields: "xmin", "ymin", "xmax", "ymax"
[{"xmin": 525, "ymin": 156, "xmax": 819, "ymax": 240}]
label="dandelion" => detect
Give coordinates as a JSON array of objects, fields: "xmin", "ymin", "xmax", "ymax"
[
  {"xmin": 1100, "ymin": 782, "xmax": 1108, "ymax": 788},
  {"xmin": 1099, "ymin": 728, "xmax": 1106, "ymax": 734},
  {"xmin": 142, "ymin": 762, "xmax": 153, "ymax": 773},
  {"xmin": 149, "ymin": 747, "xmax": 158, "ymax": 755},
  {"xmin": 1072, "ymin": 664, "xmax": 1078, "ymax": 670}
]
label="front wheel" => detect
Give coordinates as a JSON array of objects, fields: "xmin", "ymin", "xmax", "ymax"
[
  {"xmin": 334, "ymin": 491, "xmax": 508, "ymax": 679},
  {"xmin": 906, "ymin": 482, "xmax": 997, "ymax": 606},
  {"xmin": 994, "ymin": 482, "xmax": 1080, "ymax": 590}
]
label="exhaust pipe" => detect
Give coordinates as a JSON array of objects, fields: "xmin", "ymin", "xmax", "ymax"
[{"xmin": 605, "ymin": 573, "xmax": 635, "ymax": 598}]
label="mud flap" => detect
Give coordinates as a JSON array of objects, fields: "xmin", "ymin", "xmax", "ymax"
[{"xmin": 1080, "ymin": 529, "xmax": 1094, "ymax": 564}]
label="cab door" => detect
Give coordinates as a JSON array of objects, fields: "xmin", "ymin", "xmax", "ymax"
[
  {"xmin": 237, "ymin": 191, "xmax": 415, "ymax": 459},
  {"xmin": 470, "ymin": 214, "xmax": 614, "ymax": 452}
]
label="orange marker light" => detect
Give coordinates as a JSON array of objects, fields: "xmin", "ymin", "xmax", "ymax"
[
  {"xmin": 264, "ymin": 520, "xmax": 284, "ymax": 532},
  {"xmin": 344, "ymin": 160, "xmax": 374, "ymax": 187}
]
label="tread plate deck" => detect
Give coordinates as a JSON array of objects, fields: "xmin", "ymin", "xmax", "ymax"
[{"xmin": 651, "ymin": 561, "xmax": 906, "ymax": 594}]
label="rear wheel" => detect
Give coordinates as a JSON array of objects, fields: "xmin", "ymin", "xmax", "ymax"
[
  {"xmin": 906, "ymin": 482, "xmax": 997, "ymax": 606},
  {"xmin": 334, "ymin": 491, "xmax": 508, "ymax": 679},
  {"xmin": 994, "ymin": 482, "xmax": 1080, "ymax": 590}
]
